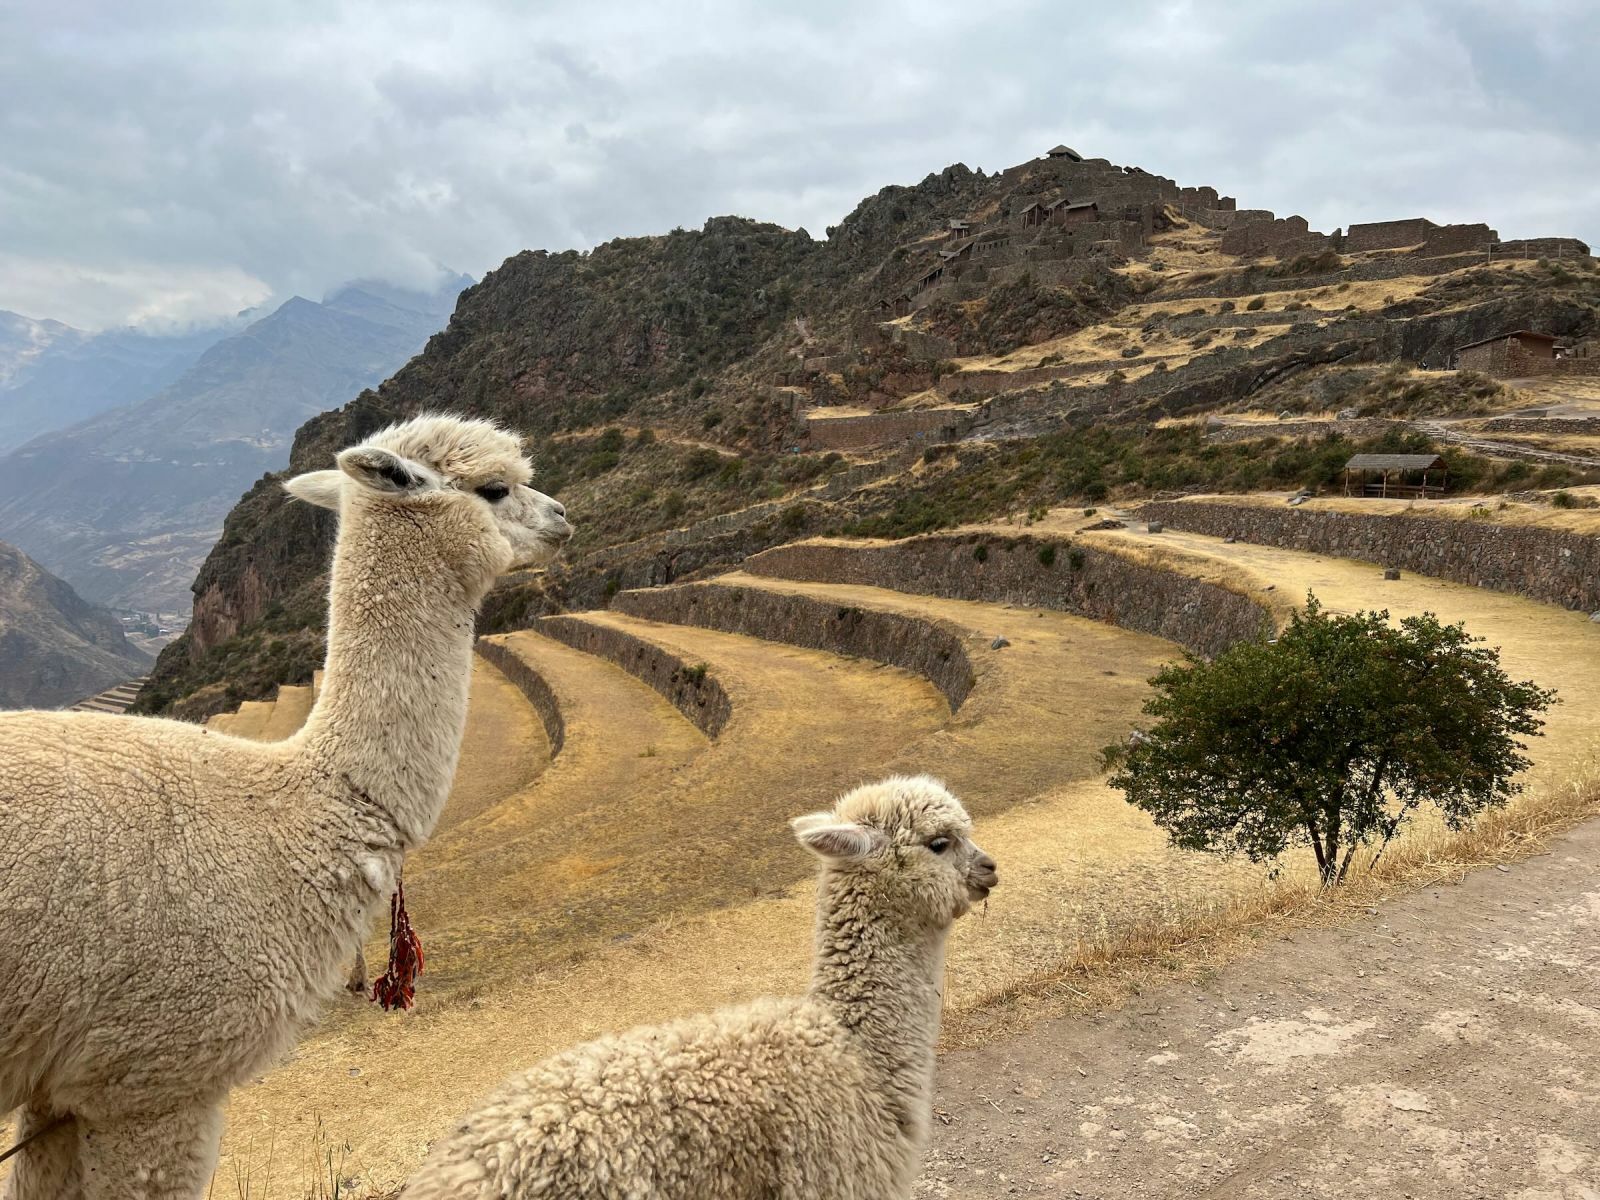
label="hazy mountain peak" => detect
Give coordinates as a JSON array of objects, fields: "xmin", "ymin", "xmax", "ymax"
[{"xmin": 0, "ymin": 538, "xmax": 149, "ymax": 709}]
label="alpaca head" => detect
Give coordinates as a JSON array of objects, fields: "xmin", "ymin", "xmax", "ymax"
[
  {"xmin": 284, "ymin": 414, "xmax": 572, "ymax": 582},
  {"xmin": 793, "ymin": 775, "xmax": 997, "ymax": 929}
]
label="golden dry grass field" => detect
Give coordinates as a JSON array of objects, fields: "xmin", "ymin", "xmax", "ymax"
[{"xmin": 11, "ymin": 504, "xmax": 1596, "ymax": 1197}]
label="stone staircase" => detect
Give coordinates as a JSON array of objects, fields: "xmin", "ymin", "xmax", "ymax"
[{"xmin": 68, "ymin": 675, "xmax": 149, "ymax": 714}]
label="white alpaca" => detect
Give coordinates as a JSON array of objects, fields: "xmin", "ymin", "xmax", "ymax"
[
  {"xmin": 0, "ymin": 414, "xmax": 571, "ymax": 1200},
  {"xmin": 404, "ymin": 775, "xmax": 998, "ymax": 1200}
]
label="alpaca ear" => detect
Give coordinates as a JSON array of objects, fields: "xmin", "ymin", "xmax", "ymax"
[
  {"xmin": 792, "ymin": 814, "xmax": 884, "ymax": 861},
  {"xmin": 283, "ymin": 470, "xmax": 345, "ymax": 510},
  {"xmin": 336, "ymin": 446, "xmax": 441, "ymax": 496}
]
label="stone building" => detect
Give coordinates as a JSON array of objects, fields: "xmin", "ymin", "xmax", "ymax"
[
  {"xmin": 1454, "ymin": 330, "xmax": 1557, "ymax": 376},
  {"xmin": 1219, "ymin": 213, "xmax": 1330, "ymax": 257},
  {"xmin": 1046, "ymin": 144, "xmax": 1082, "ymax": 161},
  {"xmin": 1345, "ymin": 218, "xmax": 1438, "ymax": 252},
  {"xmin": 1048, "ymin": 199, "xmax": 1098, "ymax": 227}
]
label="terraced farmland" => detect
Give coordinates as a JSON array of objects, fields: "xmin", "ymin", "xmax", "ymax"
[{"xmin": 190, "ymin": 516, "xmax": 1600, "ymax": 1193}]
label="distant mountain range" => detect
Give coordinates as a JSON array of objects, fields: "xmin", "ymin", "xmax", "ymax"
[
  {"xmin": 0, "ymin": 538, "xmax": 149, "ymax": 709},
  {"xmin": 0, "ymin": 275, "xmax": 471, "ymax": 610},
  {"xmin": 0, "ymin": 311, "xmax": 240, "ymax": 455}
]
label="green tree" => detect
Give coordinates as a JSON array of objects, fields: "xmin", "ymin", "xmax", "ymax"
[{"xmin": 1103, "ymin": 596, "xmax": 1555, "ymax": 886}]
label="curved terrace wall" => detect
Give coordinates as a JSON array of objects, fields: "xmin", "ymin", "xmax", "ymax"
[
  {"xmin": 537, "ymin": 615, "xmax": 732, "ymax": 737},
  {"xmin": 745, "ymin": 532, "xmax": 1277, "ymax": 659},
  {"xmin": 475, "ymin": 637, "xmax": 566, "ymax": 756},
  {"xmin": 611, "ymin": 581, "xmax": 975, "ymax": 711},
  {"xmin": 1137, "ymin": 499, "xmax": 1600, "ymax": 613}
]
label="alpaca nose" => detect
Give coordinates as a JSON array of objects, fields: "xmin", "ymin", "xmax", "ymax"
[
  {"xmin": 975, "ymin": 851, "xmax": 996, "ymax": 874},
  {"xmin": 551, "ymin": 500, "xmax": 566, "ymax": 518}
]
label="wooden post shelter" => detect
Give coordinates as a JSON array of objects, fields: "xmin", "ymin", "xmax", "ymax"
[{"xmin": 1341, "ymin": 453, "xmax": 1447, "ymax": 499}]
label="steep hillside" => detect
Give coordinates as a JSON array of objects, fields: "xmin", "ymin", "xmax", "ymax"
[
  {"xmin": 0, "ymin": 276, "xmax": 469, "ymax": 611},
  {"xmin": 135, "ymin": 149, "xmax": 1600, "ymax": 718},
  {"xmin": 0, "ymin": 539, "xmax": 149, "ymax": 709},
  {"xmin": 0, "ymin": 311, "xmax": 234, "ymax": 454}
]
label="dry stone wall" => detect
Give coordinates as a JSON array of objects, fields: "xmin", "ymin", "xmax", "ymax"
[
  {"xmin": 1482, "ymin": 416, "xmax": 1600, "ymax": 435},
  {"xmin": 612, "ymin": 580, "xmax": 977, "ymax": 710},
  {"xmin": 744, "ymin": 532, "xmax": 1277, "ymax": 658},
  {"xmin": 1345, "ymin": 218, "xmax": 1438, "ymax": 252},
  {"xmin": 537, "ymin": 615, "xmax": 732, "ymax": 736},
  {"xmin": 475, "ymin": 638, "xmax": 566, "ymax": 755},
  {"xmin": 1136, "ymin": 500, "xmax": 1600, "ymax": 613},
  {"xmin": 1205, "ymin": 417, "xmax": 1402, "ymax": 444},
  {"xmin": 805, "ymin": 408, "xmax": 966, "ymax": 450}
]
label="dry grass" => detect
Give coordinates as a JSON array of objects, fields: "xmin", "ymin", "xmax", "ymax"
[
  {"xmin": 1508, "ymin": 375, "xmax": 1600, "ymax": 412},
  {"xmin": 20, "ymin": 518, "xmax": 1599, "ymax": 1196},
  {"xmin": 947, "ymin": 761, "xmax": 1600, "ymax": 1044}
]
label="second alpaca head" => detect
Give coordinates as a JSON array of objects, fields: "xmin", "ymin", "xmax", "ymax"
[
  {"xmin": 793, "ymin": 774, "xmax": 997, "ymax": 929},
  {"xmin": 285, "ymin": 413, "xmax": 573, "ymax": 596}
]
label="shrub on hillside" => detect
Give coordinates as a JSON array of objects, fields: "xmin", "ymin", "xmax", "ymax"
[{"xmin": 1104, "ymin": 597, "xmax": 1555, "ymax": 886}]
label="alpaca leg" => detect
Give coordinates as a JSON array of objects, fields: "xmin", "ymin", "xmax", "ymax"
[
  {"xmin": 77, "ymin": 1103, "xmax": 223, "ymax": 1200},
  {"xmin": 1, "ymin": 1105, "xmax": 81, "ymax": 1200}
]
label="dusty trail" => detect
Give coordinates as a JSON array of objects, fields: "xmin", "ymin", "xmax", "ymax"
[{"xmin": 917, "ymin": 818, "xmax": 1600, "ymax": 1198}]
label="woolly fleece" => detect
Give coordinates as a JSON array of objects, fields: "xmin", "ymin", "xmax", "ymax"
[
  {"xmin": 0, "ymin": 415, "xmax": 569, "ymax": 1199},
  {"xmin": 405, "ymin": 775, "xmax": 998, "ymax": 1200}
]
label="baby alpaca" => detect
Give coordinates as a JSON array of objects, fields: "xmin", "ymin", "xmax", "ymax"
[
  {"xmin": 405, "ymin": 775, "xmax": 997, "ymax": 1200},
  {"xmin": 0, "ymin": 414, "xmax": 571, "ymax": 1199}
]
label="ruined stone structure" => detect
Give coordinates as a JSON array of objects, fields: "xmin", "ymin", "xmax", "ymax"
[
  {"xmin": 804, "ymin": 407, "xmax": 967, "ymax": 450},
  {"xmin": 1218, "ymin": 214, "xmax": 1329, "ymax": 257},
  {"xmin": 1345, "ymin": 218, "xmax": 1440, "ymax": 252},
  {"xmin": 1455, "ymin": 330, "xmax": 1559, "ymax": 377},
  {"xmin": 1493, "ymin": 237, "xmax": 1592, "ymax": 260},
  {"xmin": 1417, "ymin": 223, "xmax": 1498, "ymax": 256}
]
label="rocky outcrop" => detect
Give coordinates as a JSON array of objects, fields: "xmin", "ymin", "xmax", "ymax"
[{"xmin": 1137, "ymin": 500, "xmax": 1600, "ymax": 613}]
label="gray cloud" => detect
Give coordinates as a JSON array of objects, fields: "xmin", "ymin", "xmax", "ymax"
[{"xmin": 3, "ymin": 0, "xmax": 1596, "ymax": 329}]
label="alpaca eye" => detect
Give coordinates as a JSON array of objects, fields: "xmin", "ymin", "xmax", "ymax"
[
  {"xmin": 927, "ymin": 837, "xmax": 951, "ymax": 854},
  {"xmin": 476, "ymin": 483, "xmax": 510, "ymax": 503}
]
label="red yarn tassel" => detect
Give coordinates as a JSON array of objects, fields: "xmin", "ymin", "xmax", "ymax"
[{"xmin": 370, "ymin": 875, "xmax": 424, "ymax": 1011}]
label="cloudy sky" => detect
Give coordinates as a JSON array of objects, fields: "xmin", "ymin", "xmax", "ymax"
[{"xmin": 4, "ymin": 0, "xmax": 1597, "ymax": 330}]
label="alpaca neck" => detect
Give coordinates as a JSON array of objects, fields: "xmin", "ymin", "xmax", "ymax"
[
  {"xmin": 297, "ymin": 500, "xmax": 482, "ymax": 848},
  {"xmin": 808, "ymin": 872, "xmax": 949, "ymax": 1103}
]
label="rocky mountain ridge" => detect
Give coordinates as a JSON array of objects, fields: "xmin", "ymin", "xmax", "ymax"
[
  {"xmin": 0, "ymin": 275, "xmax": 470, "ymax": 612},
  {"xmin": 133, "ymin": 148, "xmax": 1599, "ymax": 717},
  {"xmin": 0, "ymin": 311, "xmax": 237, "ymax": 454},
  {"xmin": 0, "ymin": 538, "xmax": 149, "ymax": 709}
]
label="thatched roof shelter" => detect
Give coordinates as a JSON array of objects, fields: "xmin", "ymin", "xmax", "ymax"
[{"xmin": 1342, "ymin": 453, "xmax": 1447, "ymax": 499}]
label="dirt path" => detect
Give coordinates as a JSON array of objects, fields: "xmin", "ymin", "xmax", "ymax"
[{"xmin": 917, "ymin": 818, "xmax": 1600, "ymax": 1198}]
